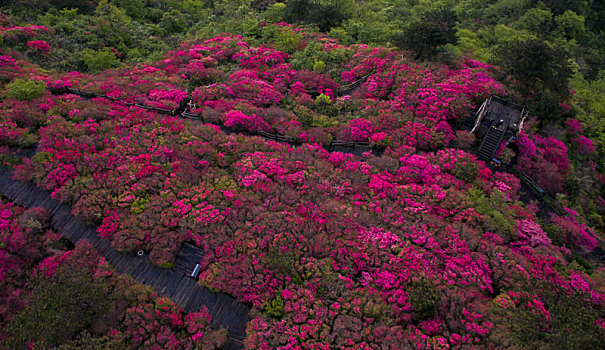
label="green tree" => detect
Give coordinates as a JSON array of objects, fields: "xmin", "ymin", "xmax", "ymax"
[
  {"xmin": 94, "ymin": 0, "xmax": 133, "ymax": 48},
  {"xmin": 554, "ymin": 10, "xmax": 586, "ymax": 41},
  {"xmin": 159, "ymin": 9, "xmax": 187, "ymax": 33},
  {"xmin": 111, "ymin": 0, "xmax": 147, "ymax": 20},
  {"xmin": 515, "ymin": 7, "xmax": 553, "ymax": 35},
  {"xmin": 393, "ymin": 8, "xmax": 458, "ymax": 60},
  {"xmin": 495, "ymin": 37, "xmax": 572, "ymax": 119},
  {"xmin": 263, "ymin": 2, "xmax": 286, "ymax": 23},
  {"xmin": 284, "ymin": 0, "xmax": 355, "ymax": 32}
]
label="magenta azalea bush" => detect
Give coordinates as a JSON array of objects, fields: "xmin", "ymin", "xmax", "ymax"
[
  {"xmin": 516, "ymin": 126, "xmax": 570, "ymax": 193},
  {"xmin": 26, "ymin": 40, "xmax": 51, "ymax": 55}
]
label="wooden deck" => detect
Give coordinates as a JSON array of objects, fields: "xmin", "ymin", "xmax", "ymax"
[
  {"xmin": 174, "ymin": 242, "xmax": 205, "ymax": 277},
  {"xmin": 0, "ymin": 168, "xmax": 249, "ymax": 350}
]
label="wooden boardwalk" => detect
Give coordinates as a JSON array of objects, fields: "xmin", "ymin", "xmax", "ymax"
[{"xmin": 0, "ymin": 168, "xmax": 249, "ymax": 350}]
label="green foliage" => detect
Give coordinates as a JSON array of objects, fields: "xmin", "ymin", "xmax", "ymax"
[
  {"xmin": 482, "ymin": 0, "xmax": 531, "ymax": 25},
  {"xmin": 263, "ymin": 2, "xmax": 286, "ymax": 22},
  {"xmin": 339, "ymin": 18, "xmax": 389, "ymax": 44},
  {"xmin": 284, "ymin": 0, "xmax": 355, "ymax": 31},
  {"xmin": 468, "ymin": 187, "xmax": 515, "ymax": 237},
  {"xmin": 289, "ymin": 39, "xmax": 352, "ymax": 75},
  {"xmin": 571, "ymin": 72, "xmax": 605, "ymax": 164},
  {"xmin": 407, "ymin": 279, "xmax": 441, "ymax": 321},
  {"xmin": 315, "ymin": 93, "xmax": 340, "ymax": 118},
  {"xmin": 515, "ymin": 7, "xmax": 553, "ymax": 35},
  {"xmin": 327, "ymin": 26, "xmax": 353, "ymax": 45},
  {"xmin": 542, "ymin": 221, "xmax": 565, "ymax": 246},
  {"xmin": 56, "ymin": 332, "xmax": 127, "ymax": 350},
  {"xmin": 81, "ymin": 48, "xmax": 120, "ymax": 72},
  {"xmin": 265, "ymin": 246, "xmax": 303, "ymax": 284},
  {"xmin": 159, "ymin": 261, "xmax": 175, "ymax": 269},
  {"xmin": 94, "ymin": 0, "xmax": 133, "ymax": 46},
  {"xmin": 456, "ymin": 28, "xmax": 495, "ymax": 63},
  {"xmin": 262, "ymin": 293, "xmax": 285, "ymax": 319},
  {"xmin": 312, "ymin": 59, "xmax": 326, "ymax": 73},
  {"xmin": 112, "ymin": 0, "xmax": 147, "ymax": 20},
  {"xmin": 129, "ymin": 194, "xmax": 149, "ymax": 215},
  {"xmin": 315, "ymin": 93, "xmax": 332, "ymax": 106},
  {"xmin": 452, "ymin": 161, "xmax": 479, "ymax": 183},
  {"xmin": 554, "ymin": 10, "xmax": 586, "ymax": 41},
  {"xmin": 273, "ymin": 26, "xmax": 303, "ymax": 54},
  {"xmin": 294, "ymin": 105, "xmax": 315, "ymax": 127},
  {"xmin": 6, "ymin": 265, "xmax": 113, "ymax": 348},
  {"xmin": 159, "ymin": 9, "xmax": 188, "ymax": 34},
  {"xmin": 498, "ymin": 278, "xmax": 604, "ymax": 349},
  {"xmin": 312, "ymin": 114, "xmax": 339, "ymax": 128},
  {"xmin": 568, "ymin": 256, "xmax": 595, "ymax": 275},
  {"xmin": 178, "ymin": 0, "xmax": 210, "ymax": 21},
  {"xmin": 3, "ymin": 78, "xmax": 46, "ymax": 101},
  {"xmin": 266, "ymin": 248, "xmax": 296, "ymax": 278}
]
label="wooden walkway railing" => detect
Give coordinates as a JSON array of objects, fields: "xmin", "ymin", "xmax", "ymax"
[
  {"xmin": 54, "ymin": 88, "xmax": 380, "ymax": 157},
  {"xmin": 0, "ymin": 168, "xmax": 249, "ymax": 350},
  {"xmin": 334, "ymin": 71, "xmax": 375, "ymax": 97}
]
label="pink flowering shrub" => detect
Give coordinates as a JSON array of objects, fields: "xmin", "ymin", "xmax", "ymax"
[
  {"xmin": 146, "ymin": 87, "xmax": 187, "ymax": 110},
  {"xmin": 0, "ymin": 24, "xmax": 48, "ymax": 45},
  {"xmin": 0, "ymin": 55, "xmax": 17, "ymax": 67},
  {"xmin": 572, "ymin": 135, "xmax": 596, "ymax": 156},
  {"xmin": 223, "ymin": 110, "xmax": 271, "ymax": 133},
  {"xmin": 345, "ymin": 117, "xmax": 373, "ymax": 142},
  {"xmin": 565, "ymin": 118, "xmax": 584, "ymax": 135},
  {"xmin": 124, "ymin": 299, "xmax": 226, "ymax": 349},
  {"xmin": 2, "ymin": 221, "xmax": 227, "ymax": 348},
  {"xmin": 548, "ymin": 209, "xmax": 598, "ymax": 252},
  {"xmin": 37, "ymin": 31, "xmax": 507, "ymax": 152},
  {"xmin": 517, "ymin": 219, "xmax": 551, "ymax": 246},
  {"xmin": 26, "ymin": 40, "xmax": 51, "ymax": 54},
  {"xmin": 228, "ymin": 70, "xmax": 284, "ymax": 107},
  {"xmin": 516, "ymin": 129, "xmax": 570, "ymax": 193}
]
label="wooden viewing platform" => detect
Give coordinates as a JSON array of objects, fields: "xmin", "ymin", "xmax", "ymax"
[
  {"xmin": 0, "ymin": 168, "xmax": 250, "ymax": 350},
  {"xmin": 471, "ymin": 95, "xmax": 526, "ymax": 162}
]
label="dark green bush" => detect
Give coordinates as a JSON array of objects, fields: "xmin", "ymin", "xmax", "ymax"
[
  {"xmin": 453, "ymin": 161, "xmax": 479, "ymax": 183},
  {"xmin": 408, "ymin": 279, "xmax": 441, "ymax": 321},
  {"xmin": 393, "ymin": 9, "xmax": 458, "ymax": 60},
  {"xmin": 284, "ymin": 0, "xmax": 354, "ymax": 32}
]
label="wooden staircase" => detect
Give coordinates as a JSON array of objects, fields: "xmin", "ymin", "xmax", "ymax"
[{"xmin": 477, "ymin": 127, "xmax": 505, "ymax": 162}]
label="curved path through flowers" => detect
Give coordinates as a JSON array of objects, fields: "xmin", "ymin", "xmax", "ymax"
[{"xmin": 0, "ymin": 167, "xmax": 250, "ymax": 350}]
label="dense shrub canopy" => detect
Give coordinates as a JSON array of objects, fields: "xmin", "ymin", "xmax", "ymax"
[{"xmin": 0, "ymin": 1, "xmax": 604, "ymax": 349}]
